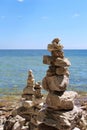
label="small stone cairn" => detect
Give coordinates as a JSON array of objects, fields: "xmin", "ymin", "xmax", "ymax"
[
  {"xmin": 4, "ymin": 70, "xmax": 44, "ymax": 130},
  {"xmin": 22, "ymin": 70, "xmax": 35, "ymax": 100},
  {"xmin": 38, "ymin": 38, "xmax": 82, "ymax": 130}
]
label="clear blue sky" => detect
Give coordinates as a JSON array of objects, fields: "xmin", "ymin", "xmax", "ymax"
[{"xmin": 0, "ymin": 0, "xmax": 87, "ymax": 49}]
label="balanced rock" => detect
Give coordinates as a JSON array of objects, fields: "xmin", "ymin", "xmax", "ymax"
[
  {"xmin": 54, "ymin": 57, "xmax": 71, "ymax": 67},
  {"xmin": 34, "ymin": 82, "xmax": 43, "ymax": 99},
  {"xmin": 22, "ymin": 70, "xmax": 35, "ymax": 100},
  {"xmin": 46, "ymin": 91, "xmax": 78, "ymax": 110},
  {"xmin": 22, "ymin": 87, "xmax": 34, "ymax": 95},
  {"xmin": 48, "ymin": 38, "xmax": 63, "ymax": 52},
  {"xmin": 55, "ymin": 66, "xmax": 69, "ymax": 76},
  {"xmin": 42, "ymin": 75, "xmax": 69, "ymax": 92},
  {"xmin": 51, "ymin": 50, "xmax": 64, "ymax": 58},
  {"xmin": 43, "ymin": 55, "xmax": 53, "ymax": 65},
  {"xmin": 52, "ymin": 38, "xmax": 60, "ymax": 44}
]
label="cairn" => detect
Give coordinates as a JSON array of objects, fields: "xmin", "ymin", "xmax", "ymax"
[
  {"xmin": 22, "ymin": 70, "xmax": 35, "ymax": 100},
  {"xmin": 4, "ymin": 70, "xmax": 44, "ymax": 130},
  {"xmin": 34, "ymin": 82, "xmax": 43, "ymax": 99},
  {"xmin": 38, "ymin": 38, "xmax": 82, "ymax": 130}
]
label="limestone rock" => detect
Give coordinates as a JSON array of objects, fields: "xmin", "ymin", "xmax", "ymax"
[
  {"xmin": 54, "ymin": 57, "xmax": 71, "ymax": 67},
  {"xmin": 72, "ymin": 128, "xmax": 80, "ymax": 130},
  {"xmin": 56, "ymin": 67, "xmax": 69, "ymax": 76},
  {"xmin": 43, "ymin": 56, "xmax": 71, "ymax": 67},
  {"xmin": 42, "ymin": 75, "xmax": 69, "ymax": 92},
  {"xmin": 22, "ymin": 101, "xmax": 35, "ymax": 108},
  {"xmin": 46, "ymin": 68, "xmax": 56, "ymax": 77},
  {"xmin": 4, "ymin": 115, "xmax": 25, "ymax": 130},
  {"xmin": 12, "ymin": 106, "xmax": 33, "ymax": 120},
  {"xmin": 43, "ymin": 55, "xmax": 53, "ymax": 65},
  {"xmin": 52, "ymin": 38, "xmax": 60, "ymax": 44},
  {"xmin": 22, "ymin": 87, "xmax": 34, "ymax": 95},
  {"xmin": 0, "ymin": 125, "xmax": 3, "ymax": 130},
  {"xmin": 51, "ymin": 50, "xmax": 64, "ymax": 58},
  {"xmin": 38, "ymin": 123, "xmax": 58, "ymax": 130},
  {"xmin": 34, "ymin": 82, "xmax": 43, "ymax": 98},
  {"xmin": 46, "ymin": 91, "xmax": 78, "ymax": 110},
  {"xmin": 48, "ymin": 43, "xmax": 63, "ymax": 52},
  {"xmin": 21, "ymin": 126, "xmax": 29, "ymax": 130},
  {"xmin": 12, "ymin": 121, "xmax": 21, "ymax": 130},
  {"xmin": 27, "ymin": 70, "xmax": 35, "ymax": 85},
  {"xmin": 37, "ymin": 106, "xmax": 82, "ymax": 130},
  {"xmin": 22, "ymin": 94, "xmax": 33, "ymax": 100}
]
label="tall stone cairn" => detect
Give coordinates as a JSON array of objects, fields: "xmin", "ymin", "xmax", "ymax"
[{"xmin": 38, "ymin": 38, "xmax": 82, "ymax": 130}]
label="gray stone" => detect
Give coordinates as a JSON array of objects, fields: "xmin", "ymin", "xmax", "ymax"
[
  {"xmin": 43, "ymin": 55, "xmax": 53, "ymax": 65},
  {"xmin": 56, "ymin": 67, "xmax": 69, "ymax": 76},
  {"xmin": 22, "ymin": 87, "xmax": 34, "ymax": 95},
  {"xmin": 22, "ymin": 94, "xmax": 33, "ymax": 100},
  {"xmin": 12, "ymin": 122, "xmax": 21, "ymax": 130},
  {"xmin": 37, "ymin": 106, "xmax": 82, "ymax": 130},
  {"xmin": 54, "ymin": 57, "xmax": 71, "ymax": 67},
  {"xmin": 51, "ymin": 50, "xmax": 64, "ymax": 58},
  {"xmin": 21, "ymin": 126, "xmax": 29, "ymax": 130},
  {"xmin": 46, "ymin": 91, "xmax": 78, "ymax": 110},
  {"xmin": 48, "ymin": 43, "xmax": 63, "ymax": 52},
  {"xmin": 0, "ymin": 125, "xmax": 3, "ymax": 130},
  {"xmin": 42, "ymin": 75, "xmax": 69, "ymax": 92},
  {"xmin": 22, "ymin": 100, "xmax": 35, "ymax": 108},
  {"xmin": 12, "ymin": 107, "xmax": 32, "ymax": 120},
  {"xmin": 14, "ymin": 115, "xmax": 25, "ymax": 126},
  {"xmin": 72, "ymin": 128, "xmax": 80, "ymax": 130}
]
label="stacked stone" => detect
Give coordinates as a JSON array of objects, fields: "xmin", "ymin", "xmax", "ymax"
[
  {"xmin": 34, "ymin": 82, "xmax": 43, "ymax": 99},
  {"xmin": 38, "ymin": 38, "xmax": 82, "ymax": 130},
  {"xmin": 22, "ymin": 70, "xmax": 35, "ymax": 100},
  {"xmin": 20, "ymin": 70, "xmax": 44, "ymax": 130},
  {"xmin": 4, "ymin": 70, "xmax": 44, "ymax": 130}
]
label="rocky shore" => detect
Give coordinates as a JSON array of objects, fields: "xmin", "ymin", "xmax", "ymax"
[
  {"xmin": 0, "ymin": 92, "xmax": 87, "ymax": 130},
  {"xmin": 0, "ymin": 38, "xmax": 87, "ymax": 130}
]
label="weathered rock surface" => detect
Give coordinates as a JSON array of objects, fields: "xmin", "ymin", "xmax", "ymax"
[
  {"xmin": 43, "ymin": 56, "xmax": 71, "ymax": 67},
  {"xmin": 54, "ymin": 57, "xmax": 71, "ymax": 67},
  {"xmin": 56, "ymin": 67, "xmax": 69, "ymax": 76},
  {"xmin": 22, "ymin": 87, "xmax": 34, "ymax": 95},
  {"xmin": 48, "ymin": 43, "xmax": 63, "ymax": 52},
  {"xmin": 4, "ymin": 115, "xmax": 25, "ymax": 130},
  {"xmin": 38, "ymin": 106, "xmax": 82, "ymax": 130},
  {"xmin": 46, "ymin": 91, "xmax": 78, "ymax": 110},
  {"xmin": 51, "ymin": 50, "xmax": 64, "ymax": 58},
  {"xmin": 43, "ymin": 55, "xmax": 53, "ymax": 65},
  {"xmin": 42, "ymin": 75, "xmax": 69, "ymax": 92},
  {"xmin": 22, "ymin": 100, "xmax": 35, "ymax": 108}
]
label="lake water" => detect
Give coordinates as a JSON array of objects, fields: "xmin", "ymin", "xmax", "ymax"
[{"xmin": 0, "ymin": 49, "xmax": 87, "ymax": 94}]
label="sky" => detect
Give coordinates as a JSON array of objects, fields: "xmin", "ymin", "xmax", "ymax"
[{"xmin": 0, "ymin": 0, "xmax": 87, "ymax": 49}]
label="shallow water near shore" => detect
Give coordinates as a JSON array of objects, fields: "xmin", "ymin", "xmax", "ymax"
[{"xmin": 0, "ymin": 49, "xmax": 87, "ymax": 95}]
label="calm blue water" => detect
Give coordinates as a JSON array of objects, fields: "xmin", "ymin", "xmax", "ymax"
[{"xmin": 0, "ymin": 49, "xmax": 87, "ymax": 94}]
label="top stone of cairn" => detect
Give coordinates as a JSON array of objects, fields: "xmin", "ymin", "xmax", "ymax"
[{"xmin": 48, "ymin": 38, "xmax": 63, "ymax": 52}]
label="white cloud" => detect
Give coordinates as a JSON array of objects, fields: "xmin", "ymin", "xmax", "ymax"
[{"xmin": 17, "ymin": 0, "xmax": 24, "ymax": 2}]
